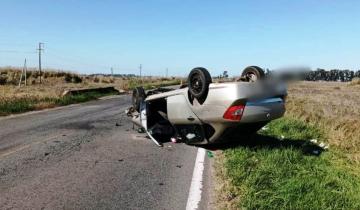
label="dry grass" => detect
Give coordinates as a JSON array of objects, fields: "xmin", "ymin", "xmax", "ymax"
[
  {"xmin": 286, "ymin": 81, "xmax": 360, "ymax": 162},
  {"xmin": 350, "ymin": 77, "xmax": 360, "ymax": 86},
  {"xmin": 0, "ymin": 68, "xmax": 181, "ymax": 115},
  {"xmin": 0, "ymin": 68, "xmax": 180, "ymax": 98},
  {"xmin": 0, "ymin": 79, "xmax": 113, "ymax": 102}
]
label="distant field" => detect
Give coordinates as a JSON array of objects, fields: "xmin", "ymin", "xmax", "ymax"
[
  {"xmin": 287, "ymin": 81, "xmax": 360, "ymax": 162},
  {"xmin": 217, "ymin": 81, "xmax": 360, "ymax": 209},
  {"xmin": 0, "ymin": 68, "xmax": 181, "ymax": 116}
]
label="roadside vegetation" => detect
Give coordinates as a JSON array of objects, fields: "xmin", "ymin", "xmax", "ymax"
[
  {"xmin": 0, "ymin": 67, "xmax": 181, "ymax": 116},
  {"xmin": 127, "ymin": 78, "xmax": 182, "ymax": 90},
  {"xmin": 286, "ymin": 81, "xmax": 360, "ymax": 162},
  {"xmin": 0, "ymin": 90, "xmax": 118, "ymax": 116},
  {"xmin": 217, "ymin": 81, "xmax": 360, "ymax": 209}
]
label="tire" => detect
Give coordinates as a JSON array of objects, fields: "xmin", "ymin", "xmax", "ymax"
[
  {"xmin": 132, "ymin": 87, "xmax": 146, "ymax": 112},
  {"xmin": 241, "ymin": 66, "xmax": 265, "ymax": 82},
  {"xmin": 187, "ymin": 67, "xmax": 212, "ymax": 100}
]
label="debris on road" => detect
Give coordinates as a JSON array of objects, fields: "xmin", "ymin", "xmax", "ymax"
[
  {"xmin": 137, "ymin": 127, "xmax": 145, "ymax": 133},
  {"xmin": 170, "ymin": 137, "xmax": 178, "ymax": 143},
  {"xmin": 207, "ymin": 151, "xmax": 214, "ymax": 158}
]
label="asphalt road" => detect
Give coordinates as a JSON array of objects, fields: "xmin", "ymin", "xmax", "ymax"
[{"xmin": 0, "ymin": 95, "xmax": 214, "ymax": 210}]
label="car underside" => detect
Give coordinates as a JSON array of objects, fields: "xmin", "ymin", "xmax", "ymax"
[{"xmin": 126, "ymin": 66, "xmax": 287, "ymax": 146}]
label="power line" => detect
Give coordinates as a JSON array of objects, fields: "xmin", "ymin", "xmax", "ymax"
[
  {"xmin": 1, "ymin": 45, "xmax": 141, "ymax": 75},
  {"xmin": 45, "ymin": 49, "xmax": 111, "ymax": 70},
  {"xmin": 0, "ymin": 50, "xmax": 36, "ymax": 54}
]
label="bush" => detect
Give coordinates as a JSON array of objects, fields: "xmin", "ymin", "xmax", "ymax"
[
  {"xmin": 350, "ymin": 77, "xmax": 360, "ymax": 86},
  {"xmin": 0, "ymin": 76, "xmax": 7, "ymax": 85},
  {"xmin": 64, "ymin": 74, "xmax": 82, "ymax": 83},
  {"xmin": 72, "ymin": 75, "xmax": 82, "ymax": 83},
  {"xmin": 64, "ymin": 74, "xmax": 72, "ymax": 83}
]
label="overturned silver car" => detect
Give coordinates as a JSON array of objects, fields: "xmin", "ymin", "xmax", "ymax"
[{"xmin": 126, "ymin": 66, "xmax": 287, "ymax": 146}]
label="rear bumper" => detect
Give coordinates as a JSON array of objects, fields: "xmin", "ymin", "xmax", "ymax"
[
  {"xmin": 198, "ymin": 97, "xmax": 285, "ymax": 144},
  {"xmin": 241, "ymin": 97, "xmax": 285, "ymax": 123}
]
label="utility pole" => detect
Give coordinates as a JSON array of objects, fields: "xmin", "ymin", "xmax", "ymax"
[
  {"xmin": 166, "ymin": 68, "xmax": 168, "ymax": 78},
  {"xmin": 24, "ymin": 58, "xmax": 27, "ymax": 86},
  {"xmin": 18, "ymin": 58, "xmax": 27, "ymax": 87},
  {"xmin": 111, "ymin": 67, "xmax": 114, "ymax": 77},
  {"xmin": 37, "ymin": 42, "xmax": 44, "ymax": 84},
  {"xmin": 139, "ymin": 64, "xmax": 142, "ymax": 81}
]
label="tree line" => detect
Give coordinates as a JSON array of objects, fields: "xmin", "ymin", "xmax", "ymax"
[
  {"xmin": 303, "ymin": 69, "xmax": 360, "ymax": 82},
  {"xmin": 266, "ymin": 68, "xmax": 360, "ymax": 82}
]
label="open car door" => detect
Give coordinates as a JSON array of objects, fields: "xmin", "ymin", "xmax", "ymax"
[{"xmin": 139, "ymin": 101, "xmax": 163, "ymax": 147}]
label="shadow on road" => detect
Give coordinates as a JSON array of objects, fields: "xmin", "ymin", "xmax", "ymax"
[{"xmin": 201, "ymin": 134, "xmax": 325, "ymax": 156}]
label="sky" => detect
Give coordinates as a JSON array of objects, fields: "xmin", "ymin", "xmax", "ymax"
[{"xmin": 0, "ymin": 0, "xmax": 359, "ymax": 76}]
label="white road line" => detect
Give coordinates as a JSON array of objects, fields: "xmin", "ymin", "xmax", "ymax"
[{"xmin": 186, "ymin": 148, "xmax": 206, "ymax": 210}]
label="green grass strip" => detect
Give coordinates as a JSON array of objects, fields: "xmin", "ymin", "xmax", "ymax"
[
  {"xmin": 0, "ymin": 91, "xmax": 118, "ymax": 116},
  {"xmin": 222, "ymin": 118, "xmax": 360, "ymax": 210}
]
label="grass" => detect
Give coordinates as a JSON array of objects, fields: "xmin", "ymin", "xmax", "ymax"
[
  {"xmin": 127, "ymin": 78, "xmax": 181, "ymax": 90},
  {"xmin": 0, "ymin": 67, "xmax": 181, "ymax": 116},
  {"xmin": 218, "ymin": 117, "xmax": 360, "ymax": 210},
  {"xmin": 217, "ymin": 81, "xmax": 360, "ymax": 209},
  {"xmin": 350, "ymin": 77, "xmax": 360, "ymax": 86},
  {"xmin": 0, "ymin": 91, "xmax": 118, "ymax": 116},
  {"xmin": 286, "ymin": 81, "xmax": 360, "ymax": 162}
]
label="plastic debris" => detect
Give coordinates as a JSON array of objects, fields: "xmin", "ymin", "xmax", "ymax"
[
  {"xmin": 319, "ymin": 142, "xmax": 330, "ymax": 150},
  {"xmin": 312, "ymin": 150, "xmax": 320, "ymax": 155},
  {"xmin": 186, "ymin": 133, "xmax": 196, "ymax": 140},
  {"xmin": 171, "ymin": 137, "xmax": 177, "ymax": 143},
  {"xmin": 310, "ymin": 139, "xmax": 318, "ymax": 144},
  {"xmin": 137, "ymin": 127, "xmax": 145, "ymax": 133},
  {"xmin": 310, "ymin": 139, "xmax": 329, "ymax": 150},
  {"xmin": 207, "ymin": 151, "xmax": 214, "ymax": 158}
]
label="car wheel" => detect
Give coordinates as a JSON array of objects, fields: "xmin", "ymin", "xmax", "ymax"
[
  {"xmin": 187, "ymin": 67, "xmax": 212, "ymax": 100},
  {"xmin": 132, "ymin": 86, "xmax": 146, "ymax": 112},
  {"xmin": 241, "ymin": 66, "xmax": 265, "ymax": 82}
]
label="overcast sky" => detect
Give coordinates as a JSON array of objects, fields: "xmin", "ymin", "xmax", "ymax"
[{"xmin": 0, "ymin": 0, "xmax": 359, "ymax": 76}]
